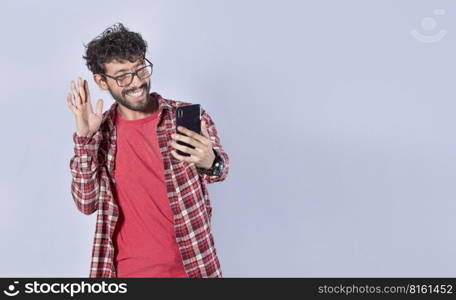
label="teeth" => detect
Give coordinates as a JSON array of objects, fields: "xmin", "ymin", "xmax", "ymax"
[{"xmin": 128, "ymin": 88, "xmax": 143, "ymax": 97}]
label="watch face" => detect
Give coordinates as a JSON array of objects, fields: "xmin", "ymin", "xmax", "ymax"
[
  {"xmin": 213, "ymin": 168, "xmax": 221, "ymax": 176},
  {"xmin": 213, "ymin": 157, "xmax": 223, "ymax": 176}
]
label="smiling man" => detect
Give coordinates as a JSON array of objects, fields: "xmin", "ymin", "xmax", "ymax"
[{"xmin": 67, "ymin": 23, "xmax": 229, "ymax": 278}]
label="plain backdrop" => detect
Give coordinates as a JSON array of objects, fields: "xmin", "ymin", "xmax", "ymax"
[{"xmin": 1, "ymin": 0, "xmax": 456, "ymax": 277}]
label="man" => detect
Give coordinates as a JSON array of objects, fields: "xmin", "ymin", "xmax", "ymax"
[{"xmin": 67, "ymin": 23, "xmax": 229, "ymax": 278}]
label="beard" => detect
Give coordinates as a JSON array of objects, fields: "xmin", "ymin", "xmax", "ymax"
[{"xmin": 107, "ymin": 80, "xmax": 152, "ymax": 112}]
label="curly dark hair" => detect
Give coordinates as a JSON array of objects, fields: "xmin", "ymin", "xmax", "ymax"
[{"xmin": 82, "ymin": 23, "xmax": 147, "ymax": 75}]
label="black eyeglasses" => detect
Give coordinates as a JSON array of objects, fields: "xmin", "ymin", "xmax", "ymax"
[{"xmin": 103, "ymin": 58, "xmax": 154, "ymax": 87}]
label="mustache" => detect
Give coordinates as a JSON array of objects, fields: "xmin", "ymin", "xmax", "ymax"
[{"xmin": 123, "ymin": 83, "xmax": 148, "ymax": 96}]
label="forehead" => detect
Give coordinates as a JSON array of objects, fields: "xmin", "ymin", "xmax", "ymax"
[{"xmin": 104, "ymin": 57, "xmax": 144, "ymax": 74}]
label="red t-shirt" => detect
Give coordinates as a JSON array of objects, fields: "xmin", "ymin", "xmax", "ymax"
[{"xmin": 112, "ymin": 108, "xmax": 188, "ymax": 278}]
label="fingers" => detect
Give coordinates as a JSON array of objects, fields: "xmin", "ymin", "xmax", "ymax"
[
  {"xmin": 177, "ymin": 126, "xmax": 211, "ymax": 146},
  {"xmin": 66, "ymin": 92, "xmax": 78, "ymax": 114},
  {"xmin": 68, "ymin": 78, "xmax": 101, "ymax": 116},
  {"xmin": 201, "ymin": 120, "xmax": 216, "ymax": 143},
  {"xmin": 171, "ymin": 132, "xmax": 206, "ymax": 149},
  {"xmin": 170, "ymin": 150, "xmax": 194, "ymax": 163},
  {"xmin": 70, "ymin": 77, "xmax": 90, "ymax": 108},
  {"xmin": 170, "ymin": 140, "xmax": 199, "ymax": 156},
  {"xmin": 70, "ymin": 81, "xmax": 82, "ymax": 107},
  {"xmin": 201, "ymin": 120, "xmax": 210, "ymax": 137},
  {"xmin": 95, "ymin": 99, "xmax": 104, "ymax": 117},
  {"xmin": 78, "ymin": 77, "xmax": 86, "ymax": 104},
  {"xmin": 84, "ymin": 79, "xmax": 92, "ymax": 102}
]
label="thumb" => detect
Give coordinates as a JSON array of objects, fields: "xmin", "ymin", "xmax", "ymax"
[
  {"xmin": 201, "ymin": 120, "xmax": 210, "ymax": 138},
  {"xmin": 95, "ymin": 99, "xmax": 104, "ymax": 117},
  {"xmin": 202, "ymin": 120, "xmax": 216, "ymax": 143}
]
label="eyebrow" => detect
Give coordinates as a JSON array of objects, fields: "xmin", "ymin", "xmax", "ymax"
[{"xmin": 113, "ymin": 61, "xmax": 145, "ymax": 75}]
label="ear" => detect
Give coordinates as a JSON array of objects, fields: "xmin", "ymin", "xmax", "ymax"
[{"xmin": 93, "ymin": 74, "xmax": 108, "ymax": 91}]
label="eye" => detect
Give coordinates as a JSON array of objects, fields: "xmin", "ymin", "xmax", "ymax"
[{"xmin": 116, "ymin": 73, "xmax": 129, "ymax": 81}]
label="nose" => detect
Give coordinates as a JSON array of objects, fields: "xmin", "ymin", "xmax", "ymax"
[{"xmin": 129, "ymin": 73, "xmax": 143, "ymax": 88}]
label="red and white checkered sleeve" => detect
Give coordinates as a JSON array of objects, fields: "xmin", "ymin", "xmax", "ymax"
[
  {"xmin": 200, "ymin": 108, "xmax": 230, "ymax": 184},
  {"xmin": 69, "ymin": 131, "xmax": 102, "ymax": 215}
]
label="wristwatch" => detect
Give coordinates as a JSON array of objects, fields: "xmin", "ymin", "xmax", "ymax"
[{"xmin": 197, "ymin": 149, "xmax": 224, "ymax": 176}]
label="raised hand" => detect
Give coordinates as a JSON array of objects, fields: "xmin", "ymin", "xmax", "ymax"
[{"xmin": 67, "ymin": 77, "xmax": 104, "ymax": 137}]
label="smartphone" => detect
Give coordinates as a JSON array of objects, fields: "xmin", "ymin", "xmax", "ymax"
[{"xmin": 175, "ymin": 104, "xmax": 201, "ymax": 156}]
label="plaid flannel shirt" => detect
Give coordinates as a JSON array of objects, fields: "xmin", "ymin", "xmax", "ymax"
[{"xmin": 69, "ymin": 92, "xmax": 229, "ymax": 278}]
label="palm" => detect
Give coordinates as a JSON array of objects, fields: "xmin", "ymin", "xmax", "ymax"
[{"xmin": 80, "ymin": 104, "xmax": 102, "ymax": 132}]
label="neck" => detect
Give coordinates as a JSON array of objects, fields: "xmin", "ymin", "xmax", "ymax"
[{"xmin": 117, "ymin": 95, "xmax": 158, "ymax": 120}]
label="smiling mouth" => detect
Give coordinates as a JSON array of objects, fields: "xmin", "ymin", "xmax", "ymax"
[{"xmin": 126, "ymin": 87, "xmax": 146, "ymax": 100}]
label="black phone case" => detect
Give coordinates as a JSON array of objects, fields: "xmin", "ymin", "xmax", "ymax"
[{"xmin": 175, "ymin": 104, "xmax": 201, "ymax": 157}]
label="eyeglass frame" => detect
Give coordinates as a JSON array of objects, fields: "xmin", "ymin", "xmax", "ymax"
[{"xmin": 101, "ymin": 57, "xmax": 154, "ymax": 87}]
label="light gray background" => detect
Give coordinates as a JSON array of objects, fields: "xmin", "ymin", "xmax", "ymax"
[{"xmin": 0, "ymin": 0, "xmax": 455, "ymax": 277}]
